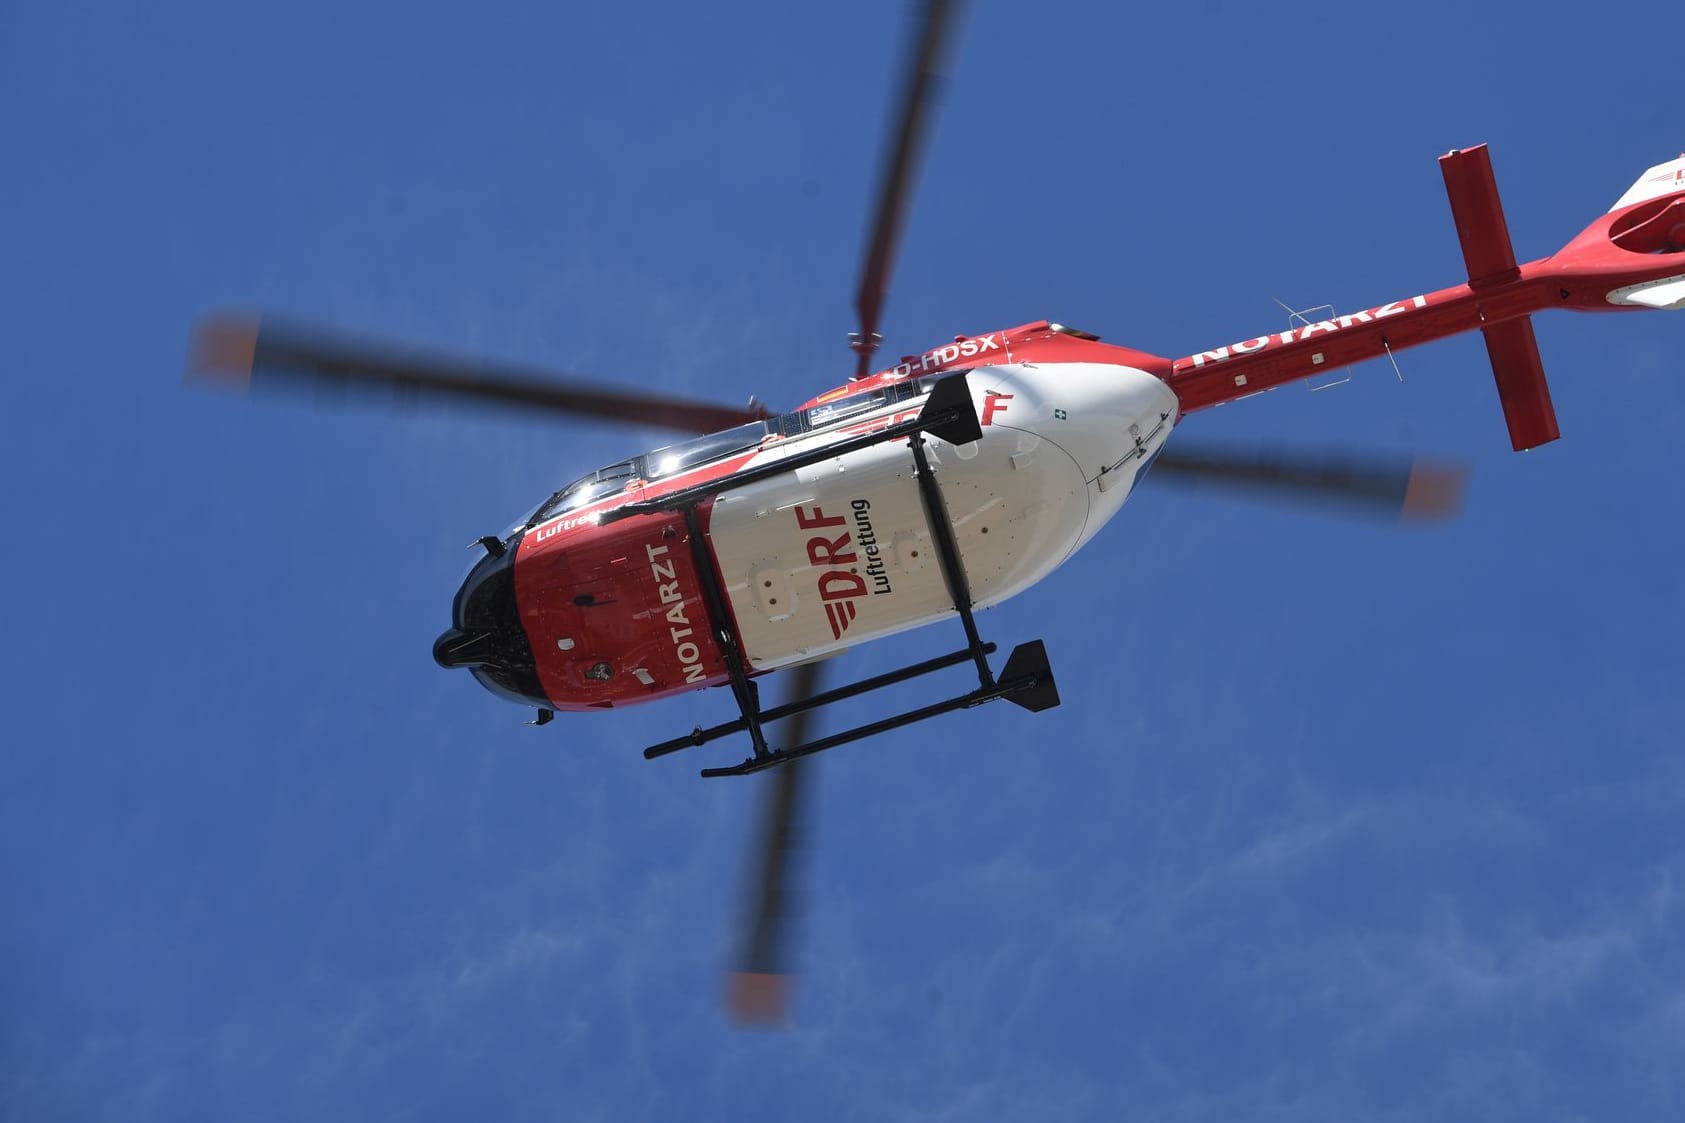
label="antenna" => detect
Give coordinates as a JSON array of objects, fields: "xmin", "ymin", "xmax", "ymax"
[{"xmin": 1269, "ymin": 298, "xmax": 1405, "ymax": 388}]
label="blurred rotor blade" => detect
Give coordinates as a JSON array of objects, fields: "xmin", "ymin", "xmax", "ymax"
[
  {"xmin": 189, "ymin": 315, "xmax": 771, "ymax": 434},
  {"xmin": 851, "ymin": 0, "xmax": 966, "ymax": 378},
  {"xmin": 1148, "ymin": 444, "xmax": 1468, "ymax": 521},
  {"xmin": 728, "ymin": 659, "xmax": 824, "ymax": 1028}
]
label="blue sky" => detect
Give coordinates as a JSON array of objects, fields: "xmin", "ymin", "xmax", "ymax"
[{"xmin": 6, "ymin": 1, "xmax": 1685, "ymax": 1119}]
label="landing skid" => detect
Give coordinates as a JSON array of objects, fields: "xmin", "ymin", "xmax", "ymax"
[
  {"xmin": 689, "ymin": 639, "xmax": 1056, "ymax": 778},
  {"xmin": 630, "ymin": 374, "xmax": 1061, "ymax": 776}
]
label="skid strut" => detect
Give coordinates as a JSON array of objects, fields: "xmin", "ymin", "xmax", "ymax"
[
  {"xmin": 682, "ymin": 505, "xmax": 769, "ymax": 759},
  {"xmin": 631, "ymin": 374, "xmax": 1059, "ymax": 775}
]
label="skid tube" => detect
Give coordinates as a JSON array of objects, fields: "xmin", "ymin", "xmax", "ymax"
[
  {"xmin": 630, "ymin": 373, "xmax": 1060, "ymax": 776},
  {"xmin": 643, "ymin": 643, "xmax": 997, "ymax": 760},
  {"xmin": 697, "ymin": 640, "xmax": 1058, "ymax": 778}
]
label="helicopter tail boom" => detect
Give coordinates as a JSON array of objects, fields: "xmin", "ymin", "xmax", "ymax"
[{"xmin": 1168, "ymin": 143, "xmax": 1685, "ymax": 449}]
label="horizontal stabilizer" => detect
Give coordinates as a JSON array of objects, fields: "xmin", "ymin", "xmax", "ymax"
[
  {"xmin": 1440, "ymin": 145, "xmax": 1520, "ymax": 288},
  {"xmin": 1439, "ymin": 145, "xmax": 1561, "ymax": 451},
  {"xmin": 1482, "ymin": 316, "xmax": 1559, "ymax": 451}
]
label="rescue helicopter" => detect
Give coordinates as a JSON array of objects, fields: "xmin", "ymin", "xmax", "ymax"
[{"xmin": 191, "ymin": 0, "xmax": 1685, "ymax": 1026}]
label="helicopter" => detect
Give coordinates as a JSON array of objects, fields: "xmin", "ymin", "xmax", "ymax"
[{"xmin": 191, "ymin": 0, "xmax": 1685, "ymax": 1025}]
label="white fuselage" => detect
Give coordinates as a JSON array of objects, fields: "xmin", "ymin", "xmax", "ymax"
[{"xmin": 708, "ymin": 362, "xmax": 1179, "ymax": 670}]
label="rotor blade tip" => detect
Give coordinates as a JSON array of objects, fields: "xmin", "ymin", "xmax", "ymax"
[
  {"xmin": 1401, "ymin": 462, "xmax": 1469, "ymax": 521},
  {"xmin": 188, "ymin": 316, "xmax": 260, "ymax": 388},
  {"xmin": 727, "ymin": 971, "xmax": 791, "ymax": 1028}
]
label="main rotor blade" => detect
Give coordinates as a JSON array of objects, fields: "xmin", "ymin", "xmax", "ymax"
[
  {"xmin": 189, "ymin": 315, "xmax": 771, "ymax": 435},
  {"xmin": 727, "ymin": 659, "xmax": 824, "ymax": 1027},
  {"xmin": 1148, "ymin": 444, "xmax": 1469, "ymax": 521},
  {"xmin": 851, "ymin": 0, "xmax": 966, "ymax": 378}
]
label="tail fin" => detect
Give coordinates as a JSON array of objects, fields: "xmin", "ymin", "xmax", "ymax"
[
  {"xmin": 1439, "ymin": 145, "xmax": 1559, "ymax": 451},
  {"xmin": 1594, "ymin": 152, "xmax": 1685, "ymax": 309},
  {"xmin": 1552, "ymin": 152, "xmax": 1685, "ymax": 311},
  {"xmin": 1610, "ymin": 154, "xmax": 1685, "ymax": 212}
]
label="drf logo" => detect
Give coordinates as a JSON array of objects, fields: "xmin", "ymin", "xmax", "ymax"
[{"xmin": 794, "ymin": 504, "xmax": 865, "ymax": 638}]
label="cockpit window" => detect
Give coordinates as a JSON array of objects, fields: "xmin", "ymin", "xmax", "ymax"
[
  {"xmin": 527, "ymin": 459, "xmax": 639, "ymax": 526},
  {"xmin": 643, "ymin": 420, "xmax": 769, "ymax": 479}
]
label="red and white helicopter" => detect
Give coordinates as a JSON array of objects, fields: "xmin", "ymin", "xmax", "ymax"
[{"xmin": 193, "ymin": 0, "xmax": 1685, "ymax": 1024}]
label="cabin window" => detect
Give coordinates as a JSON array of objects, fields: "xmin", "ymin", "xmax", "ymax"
[
  {"xmin": 806, "ymin": 389, "xmax": 887, "ymax": 429},
  {"xmin": 643, "ymin": 421, "xmax": 769, "ymax": 479},
  {"xmin": 527, "ymin": 459, "xmax": 639, "ymax": 524}
]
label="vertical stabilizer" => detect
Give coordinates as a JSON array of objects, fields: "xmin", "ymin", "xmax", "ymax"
[{"xmin": 1610, "ymin": 154, "xmax": 1685, "ymax": 212}]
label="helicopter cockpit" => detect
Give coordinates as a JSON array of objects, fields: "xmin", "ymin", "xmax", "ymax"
[
  {"xmin": 441, "ymin": 378, "xmax": 949, "ymax": 706},
  {"xmin": 434, "ymin": 419, "xmax": 776, "ymax": 708}
]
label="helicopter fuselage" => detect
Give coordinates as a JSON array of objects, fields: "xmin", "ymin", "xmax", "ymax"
[{"xmin": 501, "ymin": 341, "xmax": 1177, "ymax": 711}]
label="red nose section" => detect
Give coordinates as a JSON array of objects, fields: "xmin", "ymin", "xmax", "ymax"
[{"xmin": 515, "ymin": 505, "xmax": 732, "ymax": 710}]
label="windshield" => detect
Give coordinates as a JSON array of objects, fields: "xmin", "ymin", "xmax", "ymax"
[{"xmin": 526, "ymin": 459, "xmax": 640, "ymax": 526}]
